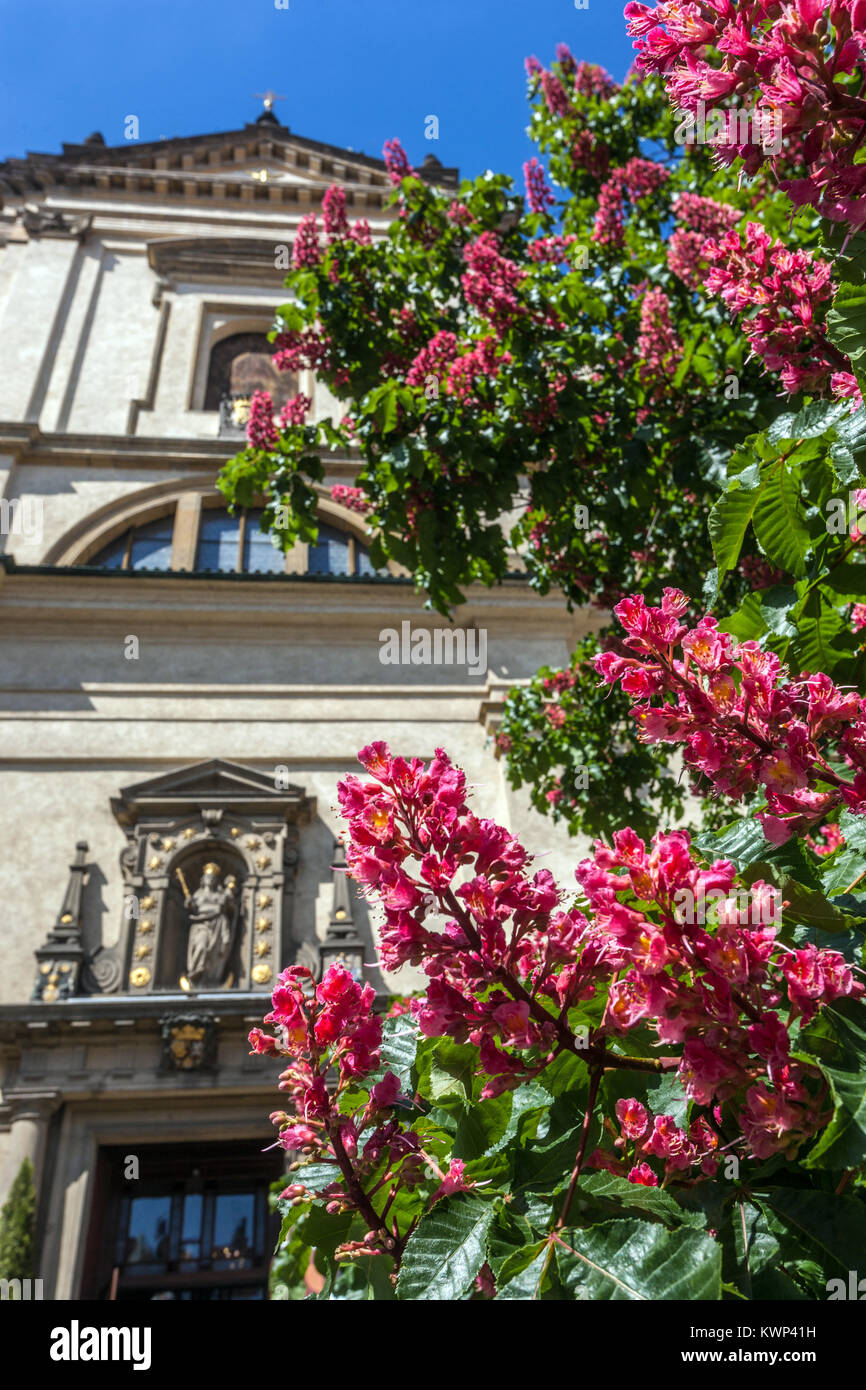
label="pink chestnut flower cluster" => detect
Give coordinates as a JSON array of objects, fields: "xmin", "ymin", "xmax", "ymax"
[
  {"xmin": 290, "ymin": 186, "xmax": 375, "ymax": 271},
  {"xmin": 806, "ymin": 821, "xmax": 845, "ymax": 857},
  {"xmin": 404, "ymin": 329, "xmax": 512, "ymax": 407},
  {"xmin": 589, "ymin": 1098, "xmax": 722, "ymax": 1184},
  {"xmin": 337, "ymin": 742, "xmax": 622, "ymax": 1099},
  {"xmin": 577, "ymin": 825, "xmax": 859, "ymax": 1167},
  {"xmin": 637, "ymin": 288, "xmax": 682, "ymax": 387},
  {"xmin": 524, "ymin": 157, "xmax": 555, "ymax": 214},
  {"xmin": 330, "ymin": 484, "xmax": 371, "ymax": 515},
  {"xmin": 667, "ymin": 192, "xmax": 741, "ymax": 290},
  {"xmin": 526, "ymin": 47, "xmax": 618, "ymax": 179},
  {"xmin": 245, "ymin": 389, "xmax": 311, "ymax": 447},
  {"xmin": 595, "ymin": 589, "xmax": 866, "ymax": 843},
  {"xmin": 335, "ymin": 741, "xmax": 860, "ymax": 1175},
  {"xmin": 383, "ymin": 138, "xmax": 415, "ymax": 186},
  {"xmin": 701, "ymin": 222, "xmax": 857, "ymax": 399},
  {"xmin": 250, "ymin": 964, "xmax": 425, "ymax": 1242},
  {"xmin": 626, "ymin": 0, "xmax": 866, "ymax": 230},
  {"xmin": 592, "ymin": 157, "xmax": 670, "ymax": 248},
  {"xmin": 461, "ymin": 232, "xmax": 529, "ymax": 338}
]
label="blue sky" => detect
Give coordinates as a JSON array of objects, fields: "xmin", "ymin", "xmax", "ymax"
[{"xmin": 0, "ymin": 0, "xmax": 635, "ymax": 186}]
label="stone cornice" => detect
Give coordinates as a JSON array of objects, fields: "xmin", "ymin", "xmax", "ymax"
[
  {"xmin": 0, "ymin": 123, "xmax": 459, "ymax": 209},
  {"xmin": 0, "ymin": 421, "xmax": 361, "ymax": 470}
]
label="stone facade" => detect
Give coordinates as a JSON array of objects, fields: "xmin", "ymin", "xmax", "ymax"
[{"xmin": 0, "ymin": 112, "xmax": 599, "ymax": 1299}]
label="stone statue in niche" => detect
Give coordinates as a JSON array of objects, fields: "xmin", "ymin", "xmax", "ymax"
[{"xmin": 176, "ymin": 862, "xmax": 239, "ymax": 989}]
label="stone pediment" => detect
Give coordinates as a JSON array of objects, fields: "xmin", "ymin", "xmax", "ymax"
[
  {"xmin": 0, "ymin": 122, "xmax": 458, "ymax": 207},
  {"xmin": 111, "ymin": 758, "xmax": 310, "ymax": 827}
]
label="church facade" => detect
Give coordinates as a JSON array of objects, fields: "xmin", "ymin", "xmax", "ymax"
[{"xmin": 0, "ymin": 106, "xmax": 597, "ymax": 1299}]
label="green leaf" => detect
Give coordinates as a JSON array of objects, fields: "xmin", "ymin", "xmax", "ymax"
[
  {"xmin": 453, "ymin": 1092, "xmax": 513, "ymax": 1161},
  {"xmin": 426, "ymin": 1040, "xmax": 478, "ymax": 1106},
  {"xmin": 828, "ymin": 281, "xmax": 866, "ymax": 395},
  {"xmin": 708, "ymin": 481, "xmax": 760, "ymax": 577},
  {"xmin": 760, "ymin": 585, "xmax": 799, "ymax": 637},
  {"xmin": 781, "ymin": 877, "xmax": 863, "ymax": 935},
  {"xmin": 555, "ymin": 1219, "xmax": 722, "ymax": 1300},
  {"xmin": 396, "ymin": 1194, "xmax": 497, "ymax": 1301},
  {"xmin": 576, "ymin": 1171, "xmax": 702, "ymax": 1228},
  {"xmin": 801, "ymin": 998, "xmax": 866, "ymax": 1169},
  {"xmin": 380, "ymin": 1015, "xmax": 419, "ymax": 1088},
  {"xmin": 760, "ymin": 1188, "xmax": 866, "ymax": 1275},
  {"xmin": 695, "ymin": 817, "xmax": 773, "ymax": 870},
  {"xmin": 494, "ymin": 1245, "xmax": 553, "ymax": 1300},
  {"xmin": 766, "ymin": 400, "xmax": 848, "ymax": 445},
  {"xmin": 752, "ymin": 461, "xmax": 810, "ymax": 579}
]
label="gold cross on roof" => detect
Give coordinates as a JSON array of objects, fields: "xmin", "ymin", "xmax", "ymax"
[{"xmin": 254, "ymin": 90, "xmax": 286, "ymax": 112}]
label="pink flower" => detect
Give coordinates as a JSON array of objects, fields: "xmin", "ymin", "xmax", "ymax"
[
  {"xmin": 246, "ymin": 389, "xmax": 278, "ymax": 449},
  {"xmin": 592, "ymin": 158, "xmax": 669, "ymax": 247},
  {"xmin": 627, "ymin": 1162, "xmax": 659, "ymax": 1187},
  {"xmin": 383, "ymin": 138, "xmax": 415, "ymax": 186},
  {"xmin": 322, "ymin": 185, "xmax": 349, "ymax": 241},
  {"xmin": 292, "ymin": 213, "xmax": 321, "ymax": 268},
  {"xmin": 616, "ymin": 1097, "xmax": 649, "ymax": 1139},
  {"xmin": 431, "ymin": 1160, "xmax": 474, "ymax": 1205},
  {"xmin": 278, "ymin": 393, "xmax": 311, "ymax": 428},
  {"xmin": 524, "ymin": 157, "xmax": 555, "ymax": 214}
]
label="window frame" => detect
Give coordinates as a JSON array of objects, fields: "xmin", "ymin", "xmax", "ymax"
[{"xmin": 78, "ymin": 494, "xmax": 381, "ymax": 577}]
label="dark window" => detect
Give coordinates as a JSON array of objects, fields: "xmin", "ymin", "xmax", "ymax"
[
  {"xmin": 82, "ymin": 1142, "xmax": 282, "ymax": 1301},
  {"xmin": 203, "ymin": 332, "xmax": 298, "ymax": 412}
]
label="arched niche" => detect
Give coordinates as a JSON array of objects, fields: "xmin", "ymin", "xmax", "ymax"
[
  {"xmin": 203, "ymin": 331, "xmax": 298, "ymax": 413},
  {"xmin": 156, "ymin": 843, "xmax": 249, "ymax": 992}
]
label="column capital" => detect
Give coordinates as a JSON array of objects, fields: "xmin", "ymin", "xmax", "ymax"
[{"xmin": 3, "ymin": 1090, "xmax": 62, "ymax": 1123}]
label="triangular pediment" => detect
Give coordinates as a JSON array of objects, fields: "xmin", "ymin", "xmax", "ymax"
[
  {"xmin": 112, "ymin": 758, "xmax": 311, "ymax": 826},
  {"xmin": 0, "ymin": 122, "xmax": 458, "ymax": 202}
]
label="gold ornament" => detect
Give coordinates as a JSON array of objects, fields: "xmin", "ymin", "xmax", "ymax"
[
  {"xmin": 40, "ymin": 963, "xmax": 51, "ymax": 975},
  {"xmin": 251, "ymin": 964, "xmax": 272, "ymax": 985},
  {"xmin": 255, "ymin": 941, "xmax": 270, "ymax": 958},
  {"xmin": 162, "ymin": 838, "xmax": 175, "ymax": 851},
  {"xmin": 257, "ymin": 893, "xmax": 272, "ymax": 908},
  {"xmin": 43, "ymin": 985, "xmax": 58, "ymax": 1002},
  {"xmin": 140, "ymin": 896, "xmax": 156, "ymax": 910},
  {"xmin": 230, "ymin": 827, "xmax": 241, "ymax": 838},
  {"xmin": 256, "ymin": 916, "xmax": 270, "ymax": 931},
  {"xmin": 136, "ymin": 944, "xmax": 151, "ymax": 960},
  {"xmin": 202, "ymin": 862, "xmax": 220, "ymax": 875},
  {"xmin": 148, "ymin": 856, "xmax": 162, "ymax": 870},
  {"xmin": 130, "ymin": 967, "xmax": 151, "ymax": 988},
  {"xmin": 183, "ymin": 827, "xmax": 196, "ymax": 840},
  {"xmin": 60, "ymin": 913, "xmax": 73, "ymax": 924},
  {"xmin": 246, "ymin": 837, "xmax": 260, "ymax": 849},
  {"xmin": 256, "ymin": 854, "xmax": 269, "ymax": 870},
  {"xmin": 140, "ymin": 918, "xmax": 153, "ymax": 933}
]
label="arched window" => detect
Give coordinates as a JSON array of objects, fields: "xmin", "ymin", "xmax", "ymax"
[
  {"xmin": 203, "ymin": 332, "xmax": 298, "ymax": 437},
  {"xmin": 92, "ymin": 516, "xmax": 175, "ymax": 572},
  {"xmin": 85, "ymin": 505, "xmax": 380, "ymax": 577},
  {"xmin": 196, "ymin": 508, "xmax": 286, "ymax": 575}
]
